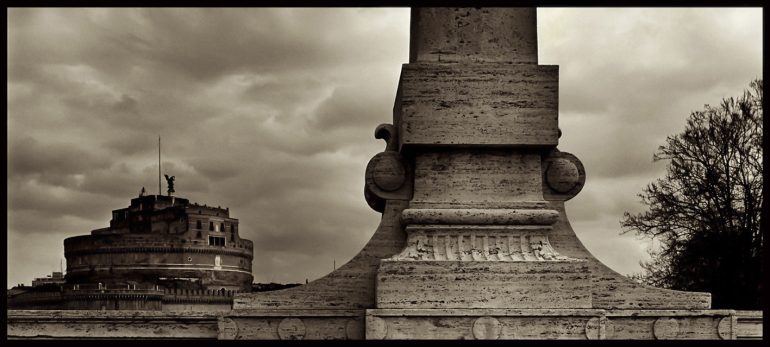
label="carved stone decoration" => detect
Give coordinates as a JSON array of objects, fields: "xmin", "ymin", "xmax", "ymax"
[
  {"xmin": 605, "ymin": 319, "xmax": 615, "ymax": 339},
  {"xmin": 472, "ymin": 316, "xmax": 502, "ymax": 340},
  {"xmin": 367, "ymin": 316, "xmax": 388, "ymax": 340},
  {"xmin": 277, "ymin": 318, "xmax": 306, "ymax": 340},
  {"xmin": 717, "ymin": 316, "xmax": 734, "ymax": 340},
  {"xmin": 390, "ymin": 228, "xmax": 569, "ymax": 261},
  {"xmin": 546, "ymin": 158, "xmax": 579, "ymax": 193},
  {"xmin": 217, "ymin": 317, "xmax": 239, "ymax": 340},
  {"xmin": 345, "ymin": 318, "xmax": 364, "ymax": 340},
  {"xmin": 364, "ymin": 124, "xmax": 413, "ymax": 212},
  {"xmin": 541, "ymin": 150, "xmax": 585, "ymax": 201},
  {"xmin": 584, "ymin": 317, "xmax": 606, "ymax": 340},
  {"xmin": 372, "ymin": 156, "xmax": 407, "ymax": 191},
  {"xmin": 653, "ymin": 317, "xmax": 680, "ymax": 340}
]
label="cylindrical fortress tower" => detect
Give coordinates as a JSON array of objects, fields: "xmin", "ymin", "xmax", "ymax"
[{"xmin": 64, "ymin": 195, "xmax": 253, "ymax": 293}]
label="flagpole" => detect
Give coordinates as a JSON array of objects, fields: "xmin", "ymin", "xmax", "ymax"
[{"xmin": 158, "ymin": 136, "xmax": 161, "ymax": 196}]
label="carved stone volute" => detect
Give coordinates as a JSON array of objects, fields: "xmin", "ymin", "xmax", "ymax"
[
  {"xmin": 364, "ymin": 124, "xmax": 414, "ymax": 212},
  {"xmin": 542, "ymin": 149, "xmax": 586, "ymax": 201}
]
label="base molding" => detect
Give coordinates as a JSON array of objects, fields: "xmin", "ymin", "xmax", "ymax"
[
  {"xmin": 365, "ymin": 308, "xmax": 745, "ymax": 340},
  {"xmin": 6, "ymin": 309, "xmax": 761, "ymax": 339}
]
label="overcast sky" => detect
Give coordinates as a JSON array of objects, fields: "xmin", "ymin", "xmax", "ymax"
[{"xmin": 7, "ymin": 8, "xmax": 762, "ymax": 287}]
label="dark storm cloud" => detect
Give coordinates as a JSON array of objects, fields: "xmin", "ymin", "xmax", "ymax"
[{"xmin": 7, "ymin": 8, "xmax": 760, "ymax": 286}]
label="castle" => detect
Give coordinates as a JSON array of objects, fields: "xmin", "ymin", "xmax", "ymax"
[{"xmin": 7, "ymin": 191, "xmax": 254, "ymax": 312}]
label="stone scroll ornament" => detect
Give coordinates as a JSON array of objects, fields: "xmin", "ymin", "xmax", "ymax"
[
  {"xmin": 364, "ymin": 124, "xmax": 414, "ymax": 212},
  {"xmin": 541, "ymin": 148, "xmax": 585, "ymax": 201}
]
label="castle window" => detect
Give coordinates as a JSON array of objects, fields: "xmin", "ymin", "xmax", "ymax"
[
  {"xmin": 220, "ymin": 223, "xmax": 225, "ymax": 232},
  {"xmin": 209, "ymin": 222, "xmax": 214, "ymax": 231},
  {"xmin": 196, "ymin": 220, "xmax": 202, "ymax": 229},
  {"xmin": 231, "ymin": 224, "xmax": 236, "ymax": 233},
  {"xmin": 208, "ymin": 236, "xmax": 225, "ymax": 247}
]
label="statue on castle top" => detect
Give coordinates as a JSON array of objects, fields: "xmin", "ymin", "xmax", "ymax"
[
  {"xmin": 164, "ymin": 174, "xmax": 175, "ymax": 195},
  {"xmin": 139, "ymin": 187, "xmax": 147, "ymax": 197}
]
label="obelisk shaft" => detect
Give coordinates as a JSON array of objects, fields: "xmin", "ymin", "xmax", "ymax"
[{"xmin": 409, "ymin": 8, "xmax": 538, "ymax": 64}]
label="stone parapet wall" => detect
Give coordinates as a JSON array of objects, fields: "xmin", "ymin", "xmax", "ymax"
[
  {"xmin": 364, "ymin": 309, "xmax": 763, "ymax": 340},
  {"xmin": 7, "ymin": 309, "xmax": 760, "ymax": 340},
  {"xmin": 7, "ymin": 310, "xmax": 219, "ymax": 339},
  {"xmin": 187, "ymin": 203, "xmax": 230, "ymax": 217}
]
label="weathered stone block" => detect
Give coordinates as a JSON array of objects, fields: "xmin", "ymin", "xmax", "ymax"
[
  {"xmin": 366, "ymin": 309, "xmax": 607, "ymax": 340},
  {"xmin": 365, "ymin": 309, "xmax": 746, "ymax": 340},
  {"xmin": 410, "ymin": 150, "xmax": 549, "ymax": 209},
  {"xmin": 376, "ymin": 260, "xmax": 591, "ymax": 309},
  {"xmin": 395, "ymin": 63, "xmax": 559, "ymax": 148},
  {"xmin": 409, "ymin": 8, "xmax": 538, "ymax": 64},
  {"xmin": 7, "ymin": 310, "xmax": 219, "ymax": 339},
  {"xmin": 220, "ymin": 309, "xmax": 364, "ymax": 340}
]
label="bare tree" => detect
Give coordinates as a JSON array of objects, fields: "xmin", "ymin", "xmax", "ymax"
[{"xmin": 622, "ymin": 79, "xmax": 763, "ymax": 309}]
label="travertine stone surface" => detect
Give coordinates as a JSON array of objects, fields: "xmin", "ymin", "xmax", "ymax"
[
  {"xmin": 7, "ymin": 310, "xmax": 219, "ymax": 339},
  {"xmin": 409, "ymin": 8, "xmax": 538, "ymax": 64},
  {"xmin": 547, "ymin": 202, "xmax": 712, "ymax": 309},
  {"xmin": 365, "ymin": 309, "xmax": 744, "ymax": 340},
  {"xmin": 221, "ymin": 309, "xmax": 363, "ymax": 340},
  {"xmin": 541, "ymin": 150, "xmax": 586, "ymax": 201},
  {"xmin": 734, "ymin": 310, "xmax": 763, "ymax": 339},
  {"xmin": 377, "ymin": 261, "xmax": 591, "ymax": 309},
  {"xmin": 472, "ymin": 316, "xmax": 502, "ymax": 339},
  {"xmin": 367, "ymin": 309, "xmax": 606, "ymax": 340},
  {"xmin": 396, "ymin": 64, "xmax": 558, "ymax": 147},
  {"xmin": 378, "ymin": 7, "xmax": 584, "ymax": 311},
  {"xmin": 410, "ymin": 150, "xmax": 551, "ymax": 208}
]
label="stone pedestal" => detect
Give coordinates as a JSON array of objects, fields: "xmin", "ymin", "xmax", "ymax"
[
  {"xmin": 374, "ymin": 8, "xmax": 596, "ymax": 313},
  {"xmin": 222, "ymin": 7, "xmax": 747, "ymax": 340}
]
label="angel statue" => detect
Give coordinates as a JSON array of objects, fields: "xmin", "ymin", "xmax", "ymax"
[{"xmin": 164, "ymin": 174, "xmax": 175, "ymax": 195}]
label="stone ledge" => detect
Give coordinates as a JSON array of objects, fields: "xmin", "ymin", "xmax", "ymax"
[
  {"xmin": 7, "ymin": 310, "xmax": 219, "ymax": 339},
  {"xmin": 220, "ymin": 309, "xmax": 366, "ymax": 340},
  {"xmin": 365, "ymin": 308, "xmax": 755, "ymax": 340},
  {"xmin": 401, "ymin": 208, "xmax": 559, "ymax": 225}
]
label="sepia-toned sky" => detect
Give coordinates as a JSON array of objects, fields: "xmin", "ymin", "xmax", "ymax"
[{"xmin": 7, "ymin": 8, "xmax": 762, "ymax": 287}]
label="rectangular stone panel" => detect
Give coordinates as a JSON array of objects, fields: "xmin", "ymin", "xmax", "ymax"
[
  {"xmin": 411, "ymin": 150, "xmax": 545, "ymax": 208},
  {"xmin": 365, "ymin": 309, "xmax": 739, "ymax": 340},
  {"xmin": 376, "ymin": 260, "xmax": 591, "ymax": 309},
  {"xmin": 366, "ymin": 309, "xmax": 605, "ymax": 340},
  {"xmin": 395, "ymin": 63, "xmax": 559, "ymax": 147}
]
